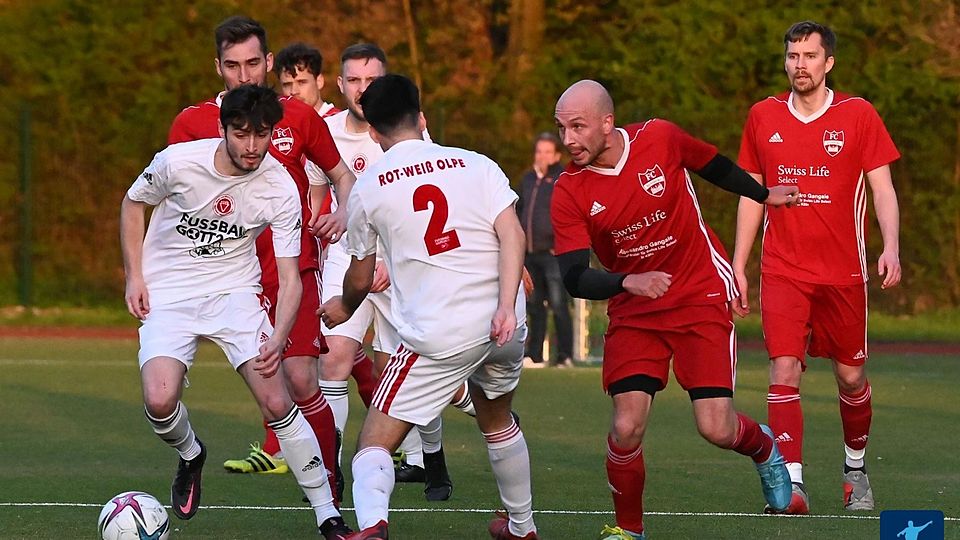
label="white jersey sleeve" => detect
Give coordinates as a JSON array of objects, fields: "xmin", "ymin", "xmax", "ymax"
[
  {"xmin": 271, "ymin": 179, "xmax": 303, "ymax": 259},
  {"xmin": 127, "ymin": 149, "xmax": 173, "ymax": 205},
  {"xmin": 345, "ymin": 186, "xmax": 377, "ymax": 260},
  {"xmin": 483, "ymin": 158, "xmax": 519, "ymax": 222},
  {"xmin": 306, "ymin": 159, "xmax": 329, "ymax": 187}
]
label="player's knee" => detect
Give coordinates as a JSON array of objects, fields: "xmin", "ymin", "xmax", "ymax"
[
  {"xmin": 142, "ymin": 390, "xmax": 178, "ymax": 419},
  {"xmin": 610, "ymin": 416, "xmax": 645, "ymax": 448},
  {"xmin": 697, "ymin": 421, "xmax": 737, "ymax": 448},
  {"xmin": 836, "ymin": 370, "xmax": 866, "ymax": 394},
  {"xmin": 319, "ymin": 349, "xmax": 356, "ymax": 380},
  {"xmin": 770, "ymin": 357, "xmax": 802, "ymax": 386},
  {"xmin": 260, "ymin": 394, "xmax": 294, "ymax": 421},
  {"xmin": 285, "ymin": 370, "xmax": 318, "ymax": 401}
]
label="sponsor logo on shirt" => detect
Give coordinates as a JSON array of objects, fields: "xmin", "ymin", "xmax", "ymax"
[
  {"xmin": 823, "ymin": 130, "xmax": 845, "ymax": 157},
  {"xmin": 272, "ymin": 126, "xmax": 295, "ymax": 155},
  {"xmin": 638, "ymin": 164, "xmax": 666, "ymax": 197},
  {"xmin": 213, "ymin": 195, "xmax": 235, "ymax": 217},
  {"xmin": 141, "ymin": 171, "xmax": 154, "ymax": 184},
  {"xmin": 589, "ymin": 201, "xmax": 607, "ymax": 216},
  {"xmin": 768, "ymin": 132, "xmax": 783, "ymax": 143}
]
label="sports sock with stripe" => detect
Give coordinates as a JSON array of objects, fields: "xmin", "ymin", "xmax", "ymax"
[
  {"xmin": 606, "ymin": 435, "xmax": 645, "ymax": 535},
  {"xmin": 485, "ymin": 417, "xmax": 536, "ymax": 537},
  {"xmin": 268, "ymin": 406, "xmax": 339, "ymax": 525},
  {"xmin": 839, "ymin": 381, "xmax": 872, "ymax": 468},
  {"xmin": 295, "ymin": 389, "xmax": 339, "ymax": 503},
  {"xmin": 145, "ymin": 402, "xmax": 201, "ymax": 461},
  {"xmin": 767, "ymin": 384, "xmax": 803, "ymax": 467}
]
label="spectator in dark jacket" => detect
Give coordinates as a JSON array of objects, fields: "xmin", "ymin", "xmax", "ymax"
[{"xmin": 518, "ymin": 132, "xmax": 574, "ymax": 367}]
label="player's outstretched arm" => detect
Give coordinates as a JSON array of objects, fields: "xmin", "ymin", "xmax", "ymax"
[
  {"xmin": 256, "ymin": 256, "xmax": 302, "ymax": 378},
  {"xmin": 312, "ymin": 160, "xmax": 357, "ymax": 243},
  {"xmin": 695, "ymin": 154, "xmax": 800, "ymax": 207},
  {"xmin": 491, "ymin": 205, "xmax": 524, "ymax": 346},
  {"xmin": 120, "ymin": 195, "xmax": 150, "ymax": 320},
  {"xmin": 867, "ymin": 164, "xmax": 902, "ymax": 289}
]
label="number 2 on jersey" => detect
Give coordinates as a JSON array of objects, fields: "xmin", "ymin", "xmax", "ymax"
[{"xmin": 413, "ymin": 184, "xmax": 461, "ymax": 256}]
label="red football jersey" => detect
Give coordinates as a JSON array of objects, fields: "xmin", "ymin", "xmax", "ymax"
[
  {"xmin": 738, "ymin": 90, "xmax": 900, "ymax": 285},
  {"xmin": 551, "ymin": 120, "xmax": 737, "ymax": 318},
  {"xmin": 168, "ymin": 93, "xmax": 342, "ymax": 277}
]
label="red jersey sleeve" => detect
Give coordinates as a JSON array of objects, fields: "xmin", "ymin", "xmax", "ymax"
[
  {"xmin": 859, "ymin": 104, "xmax": 900, "ymax": 172},
  {"xmin": 663, "ymin": 120, "xmax": 718, "ymax": 171},
  {"xmin": 550, "ymin": 173, "xmax": 591, "ymax": 255},
  {"xmin": 167, "ymin": 102, "xmax": 220, "ymax": 145},
  {"xmin": 285, "ymin": 98, "xmax": 341, "ymax": 172},
  {"xmin": 737, "ymin": 108, "xmax": 762, "ymax": 175}
]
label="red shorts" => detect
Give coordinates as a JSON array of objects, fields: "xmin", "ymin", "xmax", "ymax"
[
  {"xmin": 261, "ymin": 269, "xmax": 328, "ymax": 359},
  {"xmin": 760, "ymin": 273, "xmax": 868, "ymax": 367},
  {"xmin": 602, "ymin": 303, "xmax": 737, "ymax": 393}
]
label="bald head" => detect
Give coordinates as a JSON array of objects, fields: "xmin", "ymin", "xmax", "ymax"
[
  {"xmin": 554, "ymin": 79, "xmax": 620, "ymax": 167},
  {"xmin": 556, "ymin": 79, "xmax": 614, "ymax": 117}
]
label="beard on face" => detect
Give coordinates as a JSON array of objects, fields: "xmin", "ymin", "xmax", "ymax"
[{"xmin": 226, "ymin": 143, "xmax": 265, "ymax": 172}]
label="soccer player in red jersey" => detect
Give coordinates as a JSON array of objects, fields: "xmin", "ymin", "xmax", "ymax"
[
  {"xmin": 551, "ymin": 80, "xmax": 798, "ymax": 540},
  {"xmin": 734, "ymin": 21, "xmax": 902, "ymax": 514},
  {"xmin": 167, "ymin": 16, "xmax": 354, "ymax": 539}
]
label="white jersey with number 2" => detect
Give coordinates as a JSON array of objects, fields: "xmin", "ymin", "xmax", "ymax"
[{"xmin": 346, "ymin": 138, "xmax": 522, "ymax": 358}]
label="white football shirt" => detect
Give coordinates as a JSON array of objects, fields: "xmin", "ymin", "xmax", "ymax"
[
  {"xmin": 127, "ymin": 138, "xmax": 302, "ymax": 307},
  {"xmin": 346, "ymin": 138, "xmax": 522, "ymax": 358}
]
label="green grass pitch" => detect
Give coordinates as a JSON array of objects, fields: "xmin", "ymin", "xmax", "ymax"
[{"xmin": 0, "ymin": 337, "xmax": 957, "ymax": 539}]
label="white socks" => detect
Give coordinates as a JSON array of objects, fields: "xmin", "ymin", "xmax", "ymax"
[
  {"xmin": 352, "ymin": 446, "xmax": 395, "ymax": 529},
  {"xmin": 268, "ymin": 406, "xmax": 339, "ymax": 525},
  {"xmin": 484, "ymin": 418, "xmax": 536, "ymax": 537},
  {"xmin": 145, "ymin": 402, "xmax": 201, "ymax": 460},
  {"xmin": 419, "ymin": 416, "xmax": 444, "ymax": 454}
]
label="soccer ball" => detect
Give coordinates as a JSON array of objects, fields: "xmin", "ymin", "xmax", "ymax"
[{"xmin": 98, "ymin": 491, "xmax": 170, "ymax": 540}]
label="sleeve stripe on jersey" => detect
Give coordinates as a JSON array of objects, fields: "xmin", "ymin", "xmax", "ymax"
[
  {"xmin": 683, "ymin": 171, "xmax": 738, "ymax": 301},
  {"xmin": 854, "ymin": 172, "xmax": 868, "ymax": 282}
]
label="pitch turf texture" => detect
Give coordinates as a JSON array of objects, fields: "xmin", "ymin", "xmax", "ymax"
[{"xmin": 1, "ymin": 337, "xmax": 957, "ymax": 539}]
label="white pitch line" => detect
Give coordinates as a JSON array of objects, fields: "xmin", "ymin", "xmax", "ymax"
[{"xmin": 0, "ymin": 503, "xmax": 956, "ymax": 521}]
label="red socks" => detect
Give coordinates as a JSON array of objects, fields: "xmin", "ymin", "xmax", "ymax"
[
  {"xmin": 606, "ymin": 435, "xmax": 645, "ymax": 535},
  {"xmin": 767, "ymin": 384, "xmax": 803, "ymax": 463},
  {"xmin": 839, "ymin": 382, "xmax": 872, "ymax": 451}
]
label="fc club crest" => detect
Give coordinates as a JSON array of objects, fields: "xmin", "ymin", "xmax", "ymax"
[
  {"xmin": 213, "ymin": 194, "xmax": 235, "ymax": 216},
  {"xmin": 823, "ymin": 130, "xmax": 844, "ymax": 157},
  {"xmin": 272, "ymin": 126, "xmax": 295, "ymax": 155},
  {"xmin": 352, "ymin": 154, "xmax": 368, "ymax": 173},
  {"xmin": 638, "ymin": 164, "xmax": 666, "ymax": 197}
]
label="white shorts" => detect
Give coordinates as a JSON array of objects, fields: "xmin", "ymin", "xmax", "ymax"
[
  {"xmin": 373, "ymin": 325, "xmax": 528, "ymax": 425},
  {"xmin": 321, "ymin": 242, "xmax": 399, "ymax": 354},
  {"xmin": 138, "ymin": 293, "xmax": 273, "ymax": 370}
]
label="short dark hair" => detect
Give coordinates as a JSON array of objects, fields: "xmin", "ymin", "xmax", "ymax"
[
  {"xmin": 340, "ymin": 43, "xmax": 387, "ymax": 67},
  {"xmin": 534, "ymin": 132, "xmax": 562, "ymax": 153},
  {"xmin": 275, "ymin": 42, "xmax": 323, "ymax": 78},
  {"xmin": 220, "ymin": 85, "xmax": 283, "ymax": 132},
  {"xmin": 359, "ymin": 74, "xmax": 420, "ymax": 136},
  {"xmin": 784, "ymin": 20, "xmax": 836, "ymax": 58},
  {"xmin": 215, "ymin": 16, "xmax": 269, "ymax": 59}
]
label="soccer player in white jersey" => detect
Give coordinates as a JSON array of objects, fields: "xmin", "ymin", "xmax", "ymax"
[
  {"xmin": 734, "ymin": 21, "xmax": 901, "ymax": 514},
  {"xmin": 319, "ymin": 75, "xmax": 538, "ymax": 540},
  {"xmin": 312, "ymin": 43, "xmax": 474, "ymax": 500},
  {"xmin": 276, "ymin": 42, "xmax": 340, "ymax": 118},
  {"xmin": 121, "ymin": 85, "xmax": 350, "ymax": 538}
]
